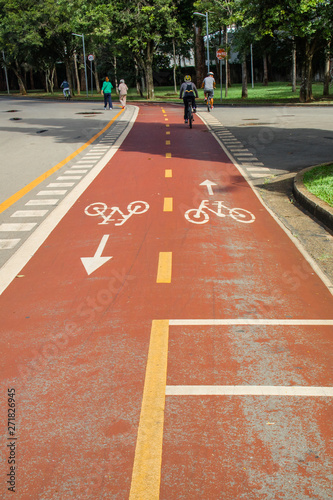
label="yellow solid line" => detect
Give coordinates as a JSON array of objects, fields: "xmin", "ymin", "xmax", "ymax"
[
  {"xmin": 129, "ymin": 320, "xmax": 169, "ymax": 500},
  {"xmin": 165, "ymin": 169, "xmax": 172, "ymax": 178},
  {"xmin": 0, "ymin": 109, "xmax": 125, "ymax": 214},
  {"xmin": 165, "ymin": 140, "xmax": 170, "ymax": 145},
  {"xmin": 156, "ymin": 252, "xmax": 172, "ymax": 283},
  {"xmin": 165, "ymin": 153, "xmax": 171, "ymax": 158},
  {"xmin": 163, "ymin": 197, "xmax": 173, "ymax": 212}
]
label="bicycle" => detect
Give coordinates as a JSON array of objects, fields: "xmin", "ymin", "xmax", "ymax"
[
  {"xmin": 84, "ymin": 201, "xmax": 149, "ymax": 226},
  {"xmin": 188, "ymin": 101, "xmax": 193, "ymax": 128},
  {"xmin": 184, "ymin": 199, "xmax": 255, "ymax": 224},
  {"xmin": 206, "ymin": 91, "xmax": 213, "ymax": 112},
  {"xmin": 64, "ymin": 89, "xmax": 71, "ymax": 101}
]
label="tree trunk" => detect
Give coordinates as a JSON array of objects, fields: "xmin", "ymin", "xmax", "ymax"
[
  {"xmin": 13, "ymin": 61, "xmax": 27, "ymax": 95},
  {"xmin": 114, "ymin": 55, "xmax": 118, "ymax": 94},
  {"xmin": 173, "ymin": 39, "xmax": 177, "ymax": 94},
  {"xmin": 263, "ymin": 53, "xmax": 268, "ymax": 86},
  {"xmin": 73, "ymin": 53, "xmax": 80, "ymax": 95},
  {"xmin": 241, "ymin": 53, "xmax": 248, "ymax": 99},
  {"xmin": 29, "ymin": 68, "xmax": 34, "ymax": 90},
  {"xmin": 145, "ymin": 41, "xmax": 154, "ymax": 99},
  {"xmin": 194, "ymin": 24, "xmax": 205, "ymax": 87},
  {"xmin": 299, "ymin": 40, "xmax": 315, "ymax": 102},
  {"xmin": 292, "ymin": 38, "xmax": 296, "ymax": 92},
  {"xmin": 94, "ymin": 57, "xmax": 100, "ymax": 93},
  {"xmin": 323, "ymin": 40, "xmax": 331, "ymax": 97},
  {"xmin": 223, "ymin": 25, "xmax": 228, "ymax": 97}
]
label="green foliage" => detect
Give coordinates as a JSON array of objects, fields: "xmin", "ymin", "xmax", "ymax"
[{"xmin": 304, "ymin": 164, "xmax": 333, "ymax": 207}]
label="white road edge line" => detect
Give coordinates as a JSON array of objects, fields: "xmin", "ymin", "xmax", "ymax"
[
  {"xmin": 197, "ymin": 112, "xmax": 333, "ymax": 295},
  {"xmin": 165, "ymin": 386, "xmax": 333, "ymax": 397},
  {"xmin": 0, "ymin": 106, "xmax": 139, "ymax": 296}
]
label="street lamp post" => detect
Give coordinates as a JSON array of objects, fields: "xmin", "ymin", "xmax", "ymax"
[
  {"xmin": 72, "ymin": 33, "xmax": 88, "ymax": 98},
  {"xmin": 194, "ymin": 11, "xmax": 210, "ymax": 73}
]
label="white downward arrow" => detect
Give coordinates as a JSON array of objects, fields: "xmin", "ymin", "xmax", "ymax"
[
  {"xmin": 200, "ymin": 180, "xmax": 217, "ymax": 195},
  {"xmin": 81, "ymin": 235, "xmax": 112, "ymax": 276}
]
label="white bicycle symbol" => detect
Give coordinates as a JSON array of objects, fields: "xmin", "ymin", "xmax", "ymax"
[
  {"xmin": 185, "ymin": 200, "xmax": 255, "ymax": 224},
  {"xmin": 84, "ymin": 201, "xmax": 149, "ymax": 225}
]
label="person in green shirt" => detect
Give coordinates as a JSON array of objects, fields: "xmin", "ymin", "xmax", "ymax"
[{"xmin": 101, "ymin": 76, "xmax": 113, "ymax": 110}]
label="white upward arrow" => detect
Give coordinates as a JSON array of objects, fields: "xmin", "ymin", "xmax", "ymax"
[
  {"xmin": 200, "ymin": 180, "xmax": 217, "ymax": 196},
  {"xmin": 81, "ymin": 235, "xmax": 113, "ymax": 276}
]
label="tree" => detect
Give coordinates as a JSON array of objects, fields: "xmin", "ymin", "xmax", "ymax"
[{"xmin": 113, "ymin": 0, "xmax": 179, "ymax": 99}]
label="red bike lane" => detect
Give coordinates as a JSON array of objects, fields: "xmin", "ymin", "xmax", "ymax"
[{"xmin": 0, "ymin": 104, "xmax": 332, "ymax": 499}]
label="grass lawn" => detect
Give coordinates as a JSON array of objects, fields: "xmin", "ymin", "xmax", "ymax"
[
  {"xmin": 3, "ymin": 81, "xmax": 333, "ymax": 105},
  {"xmin": 303, "ymin": 164, "xmax": 333, "ymax": 208}
]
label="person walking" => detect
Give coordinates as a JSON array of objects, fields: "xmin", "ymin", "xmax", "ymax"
[
  {"xmin": 118, "ymin": 79, "xmax": 128, "ymax": 109},
  {"xmin": 101, "ymin": 76, "xmax": 113, "ymax": 110}
]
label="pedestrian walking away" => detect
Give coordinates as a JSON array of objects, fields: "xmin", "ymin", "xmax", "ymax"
[
  {"xmin": 202, "ymin": 71, "xmax": 216, "ymax": 108},
  {"xmin": 179, "ymin": 75, "xmax": 198, "ymax": 124},
  {"xmin": 118, "ymin": 79, "xmax": 128, "ymax": 109},
  {"xmin": 101, "ymin": 76, "xmax": 113, "ymax": 110}
]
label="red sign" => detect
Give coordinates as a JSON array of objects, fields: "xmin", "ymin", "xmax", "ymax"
[{"xmin": 216, "ymin": 48, "xmax": 227, "ymax": 60}]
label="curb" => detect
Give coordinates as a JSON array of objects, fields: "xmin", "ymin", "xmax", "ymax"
[{"xmin": 293, "ymin": 165, "xmax": 333, "ymax": 232}]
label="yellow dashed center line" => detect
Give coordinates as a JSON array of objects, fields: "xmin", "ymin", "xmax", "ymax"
[
  {"xmin": 166, "ymin": 124, "xmax": 170, "ymax": 128},
  {"xmin": 165, "ymin": 169, "xmax": 172, "ymax": 178},
  {"xmin": 165, "ymin": 153, "xmax": 172, "ymax": 158},
  {"xmin": 156, "ymin": 252, "xmax": 172, "ymax": 283},
  {"xmin": 166, "ymin": 131, "xmax": 170, "ymax": 135},
  {"xmin": 163, "ymin": 197, "xmax": 173, "ymax": 212},
  {"xmin": 165, "ymin": 140, "xmax": 171, "ymax": 145}
]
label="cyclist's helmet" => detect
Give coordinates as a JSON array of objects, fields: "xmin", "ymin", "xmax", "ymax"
[
  {"xmin": 184, "ymin": 75, "xmax": 191, "ymax": 81},
  {"xmin": 208, "ymin": 71, "xmax": 214, "ymax": 76}
]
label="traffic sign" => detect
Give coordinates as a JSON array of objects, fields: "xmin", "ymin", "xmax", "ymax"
[
  {"xmin": 216, "ymin": 48, "xmax": 227, "ymax": 60},
  {"xmin": 88, "ymin": 54, "xmax": 94, "ymax": 61}
]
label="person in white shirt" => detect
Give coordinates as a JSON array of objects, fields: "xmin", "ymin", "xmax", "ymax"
[
  {"xmin": 201, "ymin": 72, "xmax": 216, "ymax": 108},
  {"xmin": 118, "ymin": 79, "xmax": 128, "ymax": 108}
]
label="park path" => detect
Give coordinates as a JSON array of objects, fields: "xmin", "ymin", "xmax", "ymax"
[{"xmin": 0, "ymin": 104, "xmax": 332, "ymax": 499}]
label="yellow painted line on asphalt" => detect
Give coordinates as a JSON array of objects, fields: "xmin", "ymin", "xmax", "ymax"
[
  {"xmin": 163, "ymin": 197, "xmax": 173, "ymax": 212},
  {"xmin": 156, "ymin": 252, "xmax": 172, "ymax": 283},
  {"xmin": 0, "ymin": 109, "xmax": 125, "ymax": 214},
  {"xmin": 165, "ymin": 169, "xmax": 172, "ymax": 178},
  {"xmin": 165, "ymin": 118, "xmax": 169, "ymax": 121},
  {"xmin": 166, "ymin": 131, "xmax": 170, "ymax": 135},
  {"xmin": 165, "ymin": 153, "xmax": 172, "ymax": 158},
  {"xmin": 166, "ymin": 124, "xmax": 170, "ymax": 128},
  {"xmin": 129, "ymin": 320, "xmax": 169, "ymax": 500},
  {"xmin": 165, "ymin": 140, "xmax": 171, "ymax": 145}
]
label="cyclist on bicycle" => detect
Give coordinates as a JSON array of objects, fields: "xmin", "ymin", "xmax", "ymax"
[
  {"xmin": 179, "ymin": 75, "xmax": 198, "ymax": 124},
  {"xmin": 60, "ymin": 80, "xmax": 70, "ymax": 98},
  {"xmin": 202, "ymin": 71, "xmax": 216, "ymax": 108}
]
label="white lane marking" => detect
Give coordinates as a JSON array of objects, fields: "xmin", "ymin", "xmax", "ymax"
[
  {"xmin": 0, "ymin": 239, "xmax": 20, "ymax": 250},
  {"xmin": 47, "ymin": 183, "xmax": 75, "ymax": 187},
  {"xmin": 0, "ymin": 106, "xmax": 139, "ymax": 295},
  {"xmin": 166, "ymin": 386, "xmax": 333, "ymax": 397},
  {"xmin": 11, "ymin": 210, "xmax": 48, "ymax": 218},
  {"xmin": 56, "ymin": 176, "xmax": 82, "ymax": 180},
  {"xmin": 64, "ymin": 170, "xmax": 88, "ymax": 174},
  {"xmin": 0, "ymin": 223, "xmax": 37, "ymax": 232},
  {"xmin": 76, "ymin": 161, "xmax": 95, "ymax": 165},
  {"xmin": 37, "ymin": 190, "xmax": 67, "ymax": 196},
  {"xmin": 247, "ymin": 167, "xmax": 270, "ymax": 171},
  {"xmin": 169, "ymin": 319, "xmax": 333, "ymax": 326},
  {"xmin": 26, "ymin": 199, "xmax": 59, "ymax": 206}
]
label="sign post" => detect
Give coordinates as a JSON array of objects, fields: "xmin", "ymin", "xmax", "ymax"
[
  {"xmin": 88, "ymin": 54, "xmax": 94, "ymax": 96},
  {"xmin": 216, "ymin": 48, "xmax": 227, "ymax": 103}
]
